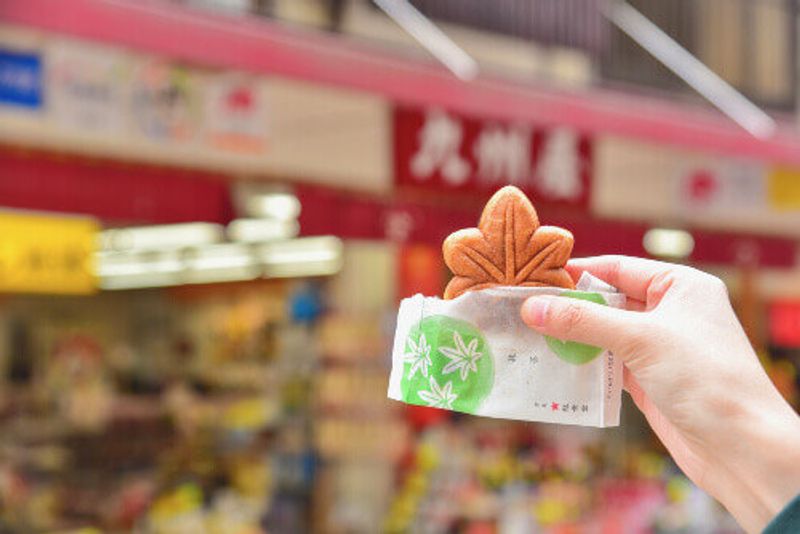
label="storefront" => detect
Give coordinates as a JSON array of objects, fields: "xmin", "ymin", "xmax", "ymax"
[{"xmin": 0, "ymin": 3, "xmax": 798, "ymax": 532}]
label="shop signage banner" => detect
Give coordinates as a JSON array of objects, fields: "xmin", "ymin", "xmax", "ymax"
[
  {"xmin": 204, "ymin": 73, "xmax": 268, "ymax": 154},
  {"xmin": 769, "ymin": 301, "xmax": 800, "ymax": 348},
  {"xmin": 130, "ymin": 59, "xmax": 200, "ymax": 143},
  {"xmin": 0, "ymin": 147, "xmax": 233, "ymax": 225},
  {"xmin": 767, "ymin": 167, "xmax": 800, "ymax": 210},
  {"xmin": 296, "ymin": 184, "xmax": 796, "ymax": 268},
  {"xmin": 0, "ymin": 49, "xmax": 42, "ymax": 109},
  {"xmin": 393, "ymin": 106, "xmax": 592, "ymax": 207},
  {"xmin": 397, "ymin": 244, "xmax": 445, "ymax": 300},
  {"xmin": 675, "ymin": 160, "xmax": 767, "ymax": 214},
  {"xmin": 0, "ymin": 211, "xmax": 98, "ymax": 295},
  {"xmin": 47, "ymin": 41, "xmax": 129, "ymax": 133}
]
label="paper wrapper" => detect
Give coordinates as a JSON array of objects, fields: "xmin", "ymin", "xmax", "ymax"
[{"xmin": 388, "ymin": 273, "xmax": 626, "ymax": 427}]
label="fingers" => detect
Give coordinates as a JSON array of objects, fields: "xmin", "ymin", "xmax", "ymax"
[
  {"xmin": 623, "ymin": 367, "xmax": 646, "ymax": 407},
  {"xmin": 626, "ymin": 298, "xmax": 647, "ymax": 312},
  {"xmin": 566, "ymin": 255, "xmax": 679, "ymax": 303},
  {"xmin": 521, "ymin": 294, "xmax": 648, "ymax": 354}
]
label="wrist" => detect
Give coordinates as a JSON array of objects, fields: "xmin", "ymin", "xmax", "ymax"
[{"xmin": 711, "ymin": 395, "xmax": 800, "ymax": 533}]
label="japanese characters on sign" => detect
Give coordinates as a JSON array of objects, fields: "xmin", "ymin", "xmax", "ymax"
[
  {"xmin": 394, "ymin": 106, "xmax": 592, "ymax": 207},
  {"xmin": 0, "ymin": 211, "xmax": 98, "ymax": 295},
  {"xmin": 47, "ymin": 41, "xmax": 130, "ymax": 134}
]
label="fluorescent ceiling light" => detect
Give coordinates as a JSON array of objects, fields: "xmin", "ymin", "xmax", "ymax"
[
  {"xmin": 97, "ymin": 251, "xmax": 183, "ymax": 276},
  {"xmin": 184, "ymin": 243, "xmax": 256, "ymax": 270},
  {"xmin": 643, "ymin": 228, "xmax": 695, "ymax": 258},
  {"xmin": 260, "ymin": 236, "xmax": 343, "ymax": 278},
  {"xmin": 260, "ymin": 236, "xmax": 343, "ymax": 263},
  {"xmin": 264, "ymin": 258, "xmax": 342, "ymax": 278},
  {"xmin": 244, "ymin": 192, "xmax": 301, "ymax": 220},
  {"xmin": 228, "ymin": 218, "xmax": 299, "ymax": 243},
  {"xmin": 100, "ymin": 223, "xmax": 224, "ymax": 252},
  {"xmin": 183, "ymin": 243, "xmax": 261, "ymax": 284},
  {"xmin": 96, "ymin": 237, "xmax": 343, "ymax": 289},
  {"xmin": 100, "ymin": 274, "xmax": 181, "ymax": 290},
  {"xmin": 97, "ymin": 251, "xmax": 183, "ymax": 290}
]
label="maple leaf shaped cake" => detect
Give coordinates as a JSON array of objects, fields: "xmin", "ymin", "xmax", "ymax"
[{"xmin": 443, "ymin": 186, "xmax": 575, "ymax": 299}]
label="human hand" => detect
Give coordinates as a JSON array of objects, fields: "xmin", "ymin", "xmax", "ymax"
[{"xmin": 520, "ymin": 255, "xmax": 800, "ymax": 533}]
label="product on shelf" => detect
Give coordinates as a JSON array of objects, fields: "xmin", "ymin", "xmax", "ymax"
[
  {"xmin": 385, "ymin": 420, "xmax": 742, "ymax": 534},
  {"xmin": 0, "ymin": 280, "xmax": 324, "ymax": 532}
]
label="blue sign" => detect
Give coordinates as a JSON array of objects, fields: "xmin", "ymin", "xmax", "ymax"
[{"xmin": 0, "ymin": 50, "xmax": 43, "ymax": 109}]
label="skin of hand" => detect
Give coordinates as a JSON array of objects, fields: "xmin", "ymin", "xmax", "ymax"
[{"xmin": 520, "ymin": 255, "xmax": 800, "ymax": 533}]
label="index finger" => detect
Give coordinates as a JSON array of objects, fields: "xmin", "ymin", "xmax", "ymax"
[{"xmin": 566, "ymin": 255, "xmax": 679, "ymax": 302}]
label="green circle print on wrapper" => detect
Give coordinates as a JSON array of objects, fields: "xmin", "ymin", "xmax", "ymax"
[
  {"xmin": 545, "ymin": 291, "xmax": 607, "ymax": 365},
  {"xmin": 401, "ymin": 315, "xmax": 493, "ymax": 413}
]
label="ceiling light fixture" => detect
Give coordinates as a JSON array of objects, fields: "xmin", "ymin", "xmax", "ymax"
[
  {"xmin": 228, "ymin": 217, "xmax": 299, "ymax": 243},
  {"xmin": 643, "ymin": 228, "xmax": 695, "ymax": 259},
  {"xmin": 96, "ymin": 251, "xmax": 184, "ymax": 290},
  {"xmin": 99, "ymin": 223, "xmax": 224, "ymax": 252},
  {"xmin": 96, "ymin": 237, "xmax": 344, "ymax": 289},
  {"xmin": 243, "ymin": 192, "xmax": 302, "ymax": 220},
  {"xmin": 259, "ymin": 236, "xmax": 344, "ymax": 278}
]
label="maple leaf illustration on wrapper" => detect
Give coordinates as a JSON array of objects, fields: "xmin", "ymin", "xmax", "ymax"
[{"xmin": 443, "ymin": 185, "xmax": 575, "ymax": 299}]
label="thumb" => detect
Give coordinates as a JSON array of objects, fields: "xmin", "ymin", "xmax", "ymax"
[{"xmin": 520, "ymin": 295, "xmax": 644, "ymax": 354}]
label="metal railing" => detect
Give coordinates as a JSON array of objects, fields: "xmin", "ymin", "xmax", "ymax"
[
  {"xmin": 407, "ymin": 0, "xmax": 607, "ymax": 54},
  {"xmin": 178, "ymin": 0, "xmax": 799, "ymax": 112},
  {"xmin": 600, "ymin": 0, "xmax": 797, "ymax": 111}
]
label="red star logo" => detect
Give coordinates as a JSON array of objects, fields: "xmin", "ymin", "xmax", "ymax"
[
  {"xmin": 551, "ymin": 402, "xmax": 559, "ymax": 411},
  {"xmin": 227, "ymin": 87, "xmax": 254, "ymax": 110},
  {"xmin": 688, "ymin": 170, "xmax": 718, "ymax": 203}
]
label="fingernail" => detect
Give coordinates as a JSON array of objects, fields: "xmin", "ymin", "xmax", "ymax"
[{"xmin": 522, "ymin": 297, "xmax": 550, "ymax": 327}]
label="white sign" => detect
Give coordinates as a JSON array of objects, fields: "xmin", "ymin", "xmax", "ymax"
[
  {"xmin": 676, "ymin": 159, "xmax": 767, "ymax": 214},
  {"xmin": 204, "ymin": 73, "xmax": 269, "ymax": 154},
  {"xmin": 47, "ymin": 41, "xmax": 129, "ymax": 133},
  {"xmin": 130, "ymin": 59, "xmax": 200, "ymax": 143}
]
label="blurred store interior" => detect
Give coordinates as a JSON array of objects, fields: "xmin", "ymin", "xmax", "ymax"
[{"xmin": 0, "ymin": 0, "xmax": 799, "ymax": 532}]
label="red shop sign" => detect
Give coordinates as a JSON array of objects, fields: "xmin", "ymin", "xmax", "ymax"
[
  {"xmin": 393, "ymin": 106, "xmax": 592, "ymax": 207},
  {"xmin": 296, "ymin": 185, "xmax": 796, "ymax": 269},
  {"xmin": 769, "ymin": 301, "xmax": 800, "ymax": 348},
  {"xmin": 0, "ymin": 146, "xmax": 233, "ymax": 224}
]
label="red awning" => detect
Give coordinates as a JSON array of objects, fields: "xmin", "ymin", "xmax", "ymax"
[
  {"xmin": 0, "ymin": 146, "xmax": 794, "ymax": 268},
  {"xmin": 2, "ymin": 0, "xmax": 800, "ymax": 165}
]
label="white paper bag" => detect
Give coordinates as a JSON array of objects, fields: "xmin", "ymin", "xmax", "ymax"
[{"xmin": 388, "ymin": 273, "xmax": 625, "ymax": 427}]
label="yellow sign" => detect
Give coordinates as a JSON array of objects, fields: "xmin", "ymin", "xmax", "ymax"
[
  {"xmin": 768, "ymin": 167, "xmax": 800, "ymax": 210},
  {"xmin": 0, "ymin": 211, "xmax": 98, "ymax": 295}
]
